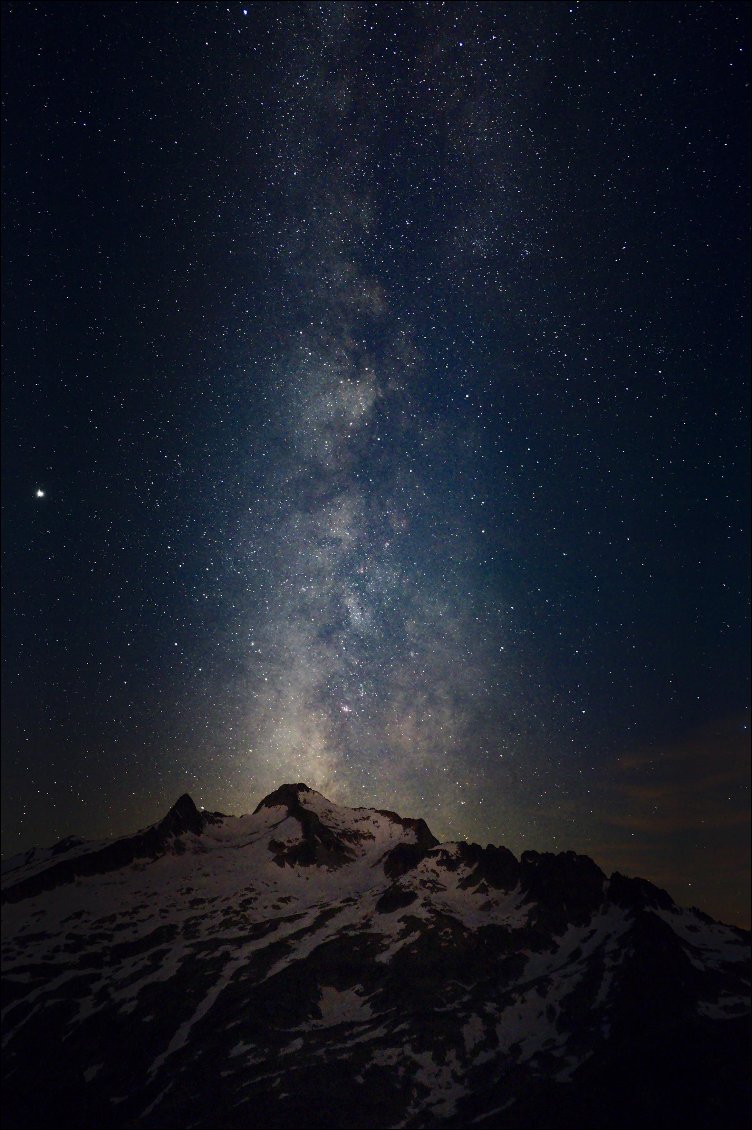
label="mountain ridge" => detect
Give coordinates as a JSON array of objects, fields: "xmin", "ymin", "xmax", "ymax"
[
  {"xmin": 1, "ymin": 784, "xmax": 736, "ymax": 927},
  {"xmin": 2, "ymin": 784, "xmax": 749, "ymax": 1129}
]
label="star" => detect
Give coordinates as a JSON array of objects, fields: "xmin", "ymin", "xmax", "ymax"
[{"xmin": 35, "ymin": 489, "xmax": 45, "ymax": 499}]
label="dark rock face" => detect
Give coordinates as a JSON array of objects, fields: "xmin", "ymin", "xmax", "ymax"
[
  {"xmin": 607, "ymin": 871, "xmax": 675, "ymax": 912},
  {"xmin": 50, "ymin": 836, "xmax": 86, "ymax": 856},
  {"xmin": 520, "ymin": 850, "xmax": 607, "ymax": 928},
  {"xmin": 156, "ymin": 794, "xmax": 206, "ymax": 838},
  {"xmin": 382, "ymin": 840, "xmax": 431, "ymax": 879},
  {"xmin": 375, "ymin": 884, "xmax": 419, "ymax": 913},
  {"xmin": 455, "ymin": 843, "xmax": 520, "ymax": 891},
  {"xmin": 253, "ymin": 782, "xmax": 314, "ymax": 813},
  {"xmin": 2, "ymin": 785, "xmax": 749, "ymax": 1130}
]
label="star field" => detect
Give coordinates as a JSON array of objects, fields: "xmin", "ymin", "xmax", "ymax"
[{"xmin": 1, "ymin": 1, "xmax": 749, "ymax": 926}]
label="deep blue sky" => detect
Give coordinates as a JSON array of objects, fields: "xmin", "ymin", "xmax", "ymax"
[{"xmin": 2, "ymin": 1, "xmax": 750, "ymax": 926}]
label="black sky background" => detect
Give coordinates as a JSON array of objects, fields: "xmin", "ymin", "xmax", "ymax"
[{"xmin": 2, "ymin": 1, "xmax": 750, "ymax": 926}]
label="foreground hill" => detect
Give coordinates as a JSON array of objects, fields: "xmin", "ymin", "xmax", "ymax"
[{"xmin": 2, "ymin": 784, "xmax": 749, "ymax": 1128}]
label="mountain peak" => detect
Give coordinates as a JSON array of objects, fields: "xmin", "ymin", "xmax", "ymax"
[
  {"xmin": 253, "ymin": 782, "xmax": 314, "ymax": 814},
  {"xmin": 158, "ymin": 793, "xmax": 203, "ymax": 837}
]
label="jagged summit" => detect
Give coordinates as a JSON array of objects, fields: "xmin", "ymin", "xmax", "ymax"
[
  {"xmin": 253, "ymin": 781, "xmax": 315, "ymax": 813},
  {"xmin": 158, "ymin": 792, "xmax": 205, "ymax": 837}
]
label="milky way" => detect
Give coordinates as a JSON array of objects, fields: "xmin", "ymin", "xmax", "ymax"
[
  {"xmin": 230, "ymin": 10, "xmax": 499, "ymax": 818},
  {"xmin": 2, "ymin": 1, "xmax": 749, "ymax": 926}
]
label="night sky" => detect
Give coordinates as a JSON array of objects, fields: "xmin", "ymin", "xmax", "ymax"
[{"xmin": 2, "ymin": 1, "xmax": 750, "ymax": 927}]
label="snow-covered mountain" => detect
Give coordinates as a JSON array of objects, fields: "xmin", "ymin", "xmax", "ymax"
[{"xmin": 2, "ymin": 784, "xmax": 749, "ymax": 1129}]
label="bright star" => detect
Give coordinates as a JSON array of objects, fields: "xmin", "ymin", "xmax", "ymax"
[{"xmin": 35, "ymin": 489, "xmax": 45, "ymax": 498}]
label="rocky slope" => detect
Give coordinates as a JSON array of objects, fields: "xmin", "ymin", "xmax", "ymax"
[{"xmin": 2, "ymin": 784, "xmax": 749, "ymax": 1128}]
